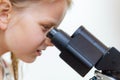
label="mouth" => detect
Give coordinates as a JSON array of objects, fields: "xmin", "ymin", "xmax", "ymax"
[{"xmin": 36, "ymin": 50, "xmax": 42, "ymax": 56}]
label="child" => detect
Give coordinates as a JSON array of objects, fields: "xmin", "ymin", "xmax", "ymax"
[{"xmin": 0, "ymin": 0, "xmax": 72, "ymax": 80}]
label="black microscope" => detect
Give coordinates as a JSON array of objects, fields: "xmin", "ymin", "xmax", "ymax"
[{"xmin": 47, "ymin": 26, "xmax": 120, "ymax": 80}]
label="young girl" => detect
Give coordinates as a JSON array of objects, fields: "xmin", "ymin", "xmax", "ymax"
[{"xmin": 0, "ymin": 0, "xmax": 72, "ymax": 80}]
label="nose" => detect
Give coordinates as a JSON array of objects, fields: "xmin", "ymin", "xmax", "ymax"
[{"xmin": 45, "ymin": 38, "xmax": 54, "ymax": 46}]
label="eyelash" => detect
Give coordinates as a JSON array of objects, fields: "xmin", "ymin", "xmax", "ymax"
[{"xmin": 42, "ymin": 25, "xmax": 51, "ymax": 32}]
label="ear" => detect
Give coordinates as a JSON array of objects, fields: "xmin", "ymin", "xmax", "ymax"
[{"xmin": 0, "ymin": 0, "xmax": 12, "ymax": 30}]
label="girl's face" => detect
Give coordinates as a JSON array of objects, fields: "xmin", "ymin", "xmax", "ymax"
[{"xmin": 5, "ymin": 0, "xmax": 68, "ymax": 63}]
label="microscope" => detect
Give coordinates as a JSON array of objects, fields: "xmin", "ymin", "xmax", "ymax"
[{"xmin": 47, "ymin": 26, "xmax": 120, "ymax": 80}]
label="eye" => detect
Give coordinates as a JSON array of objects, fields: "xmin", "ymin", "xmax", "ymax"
[{"xmin": 42, "ymin": 24, "xmax": 51, "ymax": 32}]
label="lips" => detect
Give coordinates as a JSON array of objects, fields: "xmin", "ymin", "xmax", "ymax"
[
  {"xmin": 37, "ymin": 50, "xmax": 40, "ymax": 52},
  {"xmin": 36, "ymin": 50, "xmax": 41, "ymax": 56},
  {"xmin": 36, "ymin": 47, "xmax": 46, "ymax": 56}
]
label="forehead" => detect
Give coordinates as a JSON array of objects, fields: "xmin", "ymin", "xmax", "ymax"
[
  {"xmin": 30, "ymin": 0, "xmax": 69, "ymax": 7},
  {"xmin": 22, "ymin": 0, "xmax": 67, "ymax": 26},
  {"xmin": 27, "ymin": 0, "xmax": 68, "ymax": 12},
  {"xmin": 41, "ymin": 0, "xmax": 67, "ymax": 2}
]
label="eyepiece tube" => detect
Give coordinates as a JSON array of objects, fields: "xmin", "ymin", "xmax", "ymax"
[
  {"xmin": 47, "ymin": 28, "xmax": 71, "ymax": 51},
  {"xmin": 47, "ymin": 28, "xmax": 58, "ymax": 39}
]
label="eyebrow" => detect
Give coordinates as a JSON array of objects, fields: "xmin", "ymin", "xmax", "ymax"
[{"xmin": 43, "ymin": 18, "xmax": 58, "ymax": 28}]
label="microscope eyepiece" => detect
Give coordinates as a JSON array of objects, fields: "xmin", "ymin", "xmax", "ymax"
[
  {"xmin": 47, "ymin": 28, "xmax": 71, "ymax": 51},
  {"xmin": 47, "ymin": 28, "xmax": 58, "ymax": 39}
]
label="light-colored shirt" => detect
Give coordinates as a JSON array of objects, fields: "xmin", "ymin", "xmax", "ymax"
[{"xmin": 0, "ymin": 57, "xmax": 13, "ymax": 80}]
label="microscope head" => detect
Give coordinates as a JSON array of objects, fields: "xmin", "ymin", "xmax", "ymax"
[{"xmin": 47, "ymin": 26, "xmax": 111, "ymax": 77}]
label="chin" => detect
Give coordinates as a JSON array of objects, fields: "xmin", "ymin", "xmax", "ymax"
[{"xmin": 21, "ymin": 58, "xmax": 36, "ymax": 63}]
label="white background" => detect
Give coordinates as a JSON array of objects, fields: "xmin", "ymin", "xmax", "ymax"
[{"xmin": 3, "ymin": 0, "xmax": 120, "ymax": 80}]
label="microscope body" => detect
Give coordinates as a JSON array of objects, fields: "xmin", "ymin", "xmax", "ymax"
[{"xmin": 47, "ymin": 26, "xmax": 120, "ymax": 80}]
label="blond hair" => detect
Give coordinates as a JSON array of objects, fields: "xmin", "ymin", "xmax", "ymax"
[
  {"xmin": 11, "ymin": 52, "xmax": 18, "ymax": 80},
  {"xmin": 9, "ymin": 0, "xmax": 72, "ymax": 80}
]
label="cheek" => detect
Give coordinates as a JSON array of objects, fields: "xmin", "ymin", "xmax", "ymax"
[
  {"xmin": 5, "ymin": 19, "xmax": 46, "ymax": 54},
  {"xmin": 18, "ymin": 26, "xmax": 45, "ymax": 53}
]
